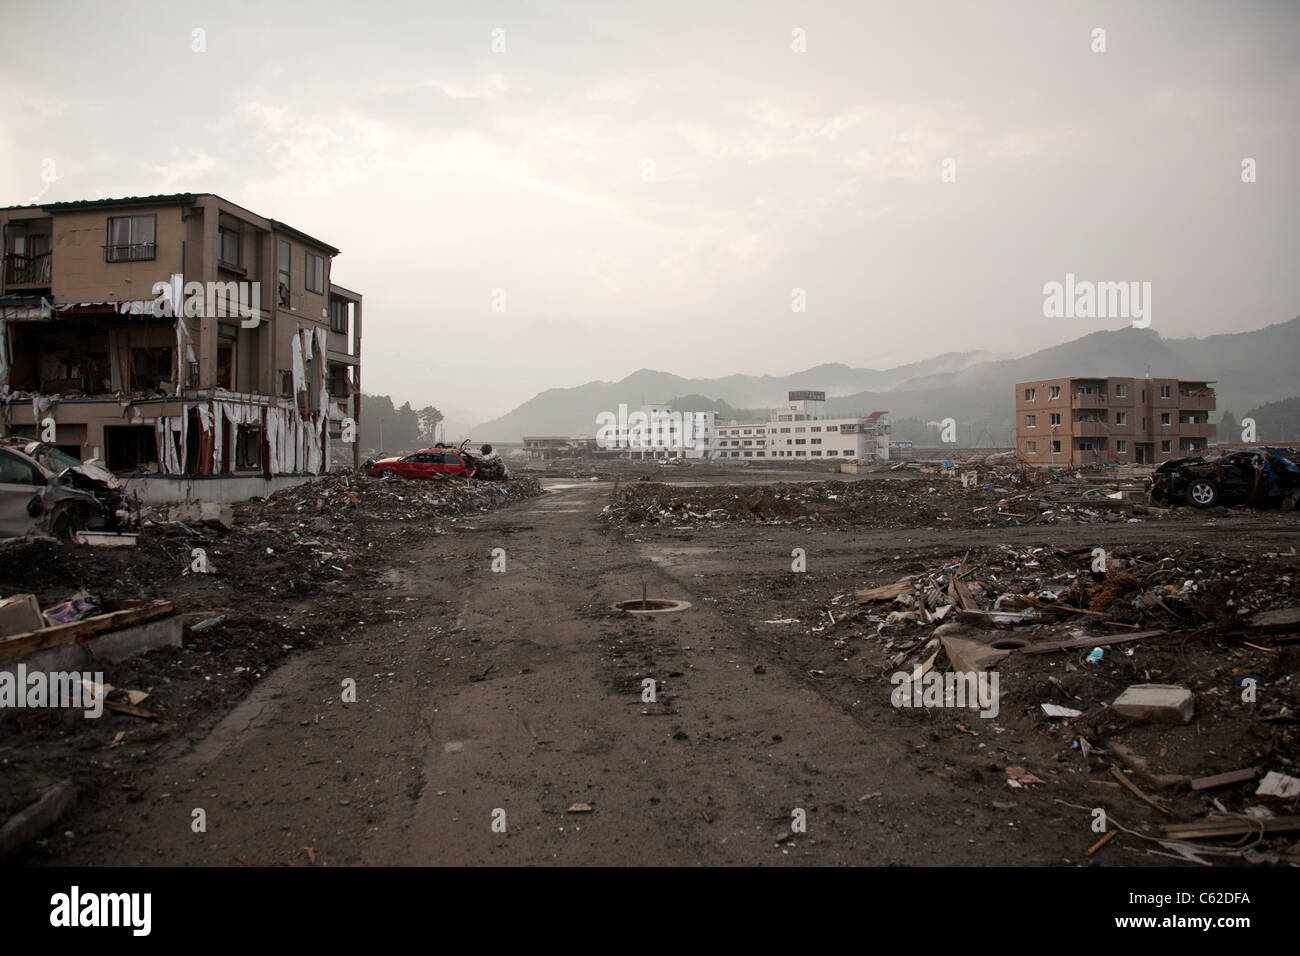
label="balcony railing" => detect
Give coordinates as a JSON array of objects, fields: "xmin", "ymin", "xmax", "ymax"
[
  {"xmin": 104, "ymin": 242, "xmax": 157, "ymax": 263},
  {"xmin": 1177, "ymin": 395, "xmax": 1216, "ymax": 411},
  {"xmin": 3, "ymin": 251, "xmax": 52, "ymax": 286},
  {"xmin": 1071, "ymin": 420, "xmax": 1108, "ymax": 437},
  {"xmin": 1072, "ymin": 393, "xmax": 1107, "ymax": 408}
]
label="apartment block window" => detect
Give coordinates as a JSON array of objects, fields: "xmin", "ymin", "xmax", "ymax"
[
  {"xmin": 306, "ymin": 252, "xmax": 325, "ymax": 294},
  {"xmin": 1025, "ymin": 388, "xmax": 1036, "ymax": 401},
  {"xmin": 1050, "ymin": 440, "xmax": 1062, "ymax": 453},
  {"xmin": 810, "ymin": 426, "xmax": 821, "ymax": 432},
  {"xmin": 1161, "ymin": 440, "xmax": 1172, "ymax": 453},
  {"xmin": 105, "ymin": 215, "xmax": 156, "ymax": 262},
  {"xmin": 826, "ymin": 425, "xmax": 838, "ymax": 432},
  {"xmin": 1115, "ymin": 411, "xmax": 1127, "ymax": 425},
  {"xmin": 1049, "ymin": 413, "xmax": 1061, "ymax": 426},
  {"xmin": 219, "ymin": 226, "xmax": 241, "ymax": 268},
  {"xmin": 780, "ymin": 427, "xmax": 791, "ymax": 433},
  {"xmin": 794, "ymin": 438, "xmax": 806, "ymax": 445},
  {"xmin": 1116, "ymin": 440, "xmax": 1127, "ymax": 453},
  {"xmin": 794, "ymin": 426, "xmax": 806, "ymax": 433},
  {"xmin": 1049, "ymin": 386, "xmax": 1061, "ymax": 399},
  {"xmin": 1025, "ymin": 414, "xmax": 1037, "ymax": 427},
  {"xmin": 1160, "ymin": 385, "xmax": 1172, "ymax": 398},
  {"xmin": 1026, "ymin": 441, "xmax": 1037, "ymax": 453},
  {"xmin": 279, "ymin": 369, "xmax": 293, "ymax": 397},
  {"xmin": 1161, "ymin": 412, "xmax": 1172, "ymax": 426},
  {"xmin": 811, "ymin": 438, "xmax": 821, "ymax": 444},
  {"xmin": 278, "ymin": 240, "xmax": 292, "ymax": 307},
  {"xmin": 1115, "ymin": 384, "xmax": 1127, "ymax": 398},
  {"xmin": 329, "ymin": 298, "xmax": 349, "ymax": 334}
]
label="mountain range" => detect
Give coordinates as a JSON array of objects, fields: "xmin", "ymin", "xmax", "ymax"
[{"xmin": 472, "ymin": 317, "xmax": 1300, "ymax": 444}]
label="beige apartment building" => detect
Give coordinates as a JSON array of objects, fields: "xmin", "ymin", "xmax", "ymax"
[
  {"xmin": 1015, "ymin": 377, "xmax": 1215, "ymax": 467},
  {"xmin": 0, "ymin": 193, "xmax": 362, "ymax": 499}
]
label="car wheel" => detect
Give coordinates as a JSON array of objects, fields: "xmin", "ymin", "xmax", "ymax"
[
  {"xmin": 382, "ymin": 468, "xmax": 397, "ymax": 479},
  {"xmin": 1185, "ymin": 478, "xmax": 1219, "ymax": 508}
]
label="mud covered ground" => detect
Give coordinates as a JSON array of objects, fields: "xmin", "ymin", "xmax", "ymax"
[{"xmin": 2, "ymin": 468, "xmax": 1296, "ymax": 867}]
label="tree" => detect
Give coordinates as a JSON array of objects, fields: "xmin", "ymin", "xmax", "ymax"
[{"xmin": 418, "ymin": 406, "xmax": 444, "ymax": 444}]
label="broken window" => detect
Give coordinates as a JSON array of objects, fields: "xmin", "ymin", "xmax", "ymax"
[
  {"xmin": 278, "ymin": 240, "xmax": 292, "ymax": 307},
  {"xmin": 235, "ymin": 426, "xmax": 263, "ymax": 470},
  {"xmin": 306, "ymin": 252, "xmax": 325, "ymax": 294},
  {"xmin": 219, "ymin": 226, "xmax": 241, "ymax": 268},
  {"xmin": 131, "ymin": 347, "xmax": 173, "ymax": 391},
  {"xmin": 1024, "ymin": 388, "xmax": 1036, "ymax": 401},
  {"xmin": 104, "ymin": 425, "xmax": 157, "ymax": 471}
]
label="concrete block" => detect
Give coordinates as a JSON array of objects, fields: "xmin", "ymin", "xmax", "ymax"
[{"xmin": 1113, "ymin": 684, "xmax": 1194, "ymax": 724}]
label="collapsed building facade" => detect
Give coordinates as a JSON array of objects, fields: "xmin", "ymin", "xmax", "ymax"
[{"xmin": 0, "ymin": 194, "xmax": 362, "ymax": 501}]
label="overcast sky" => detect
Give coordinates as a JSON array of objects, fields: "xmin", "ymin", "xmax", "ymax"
[{"xmin": 2, "ymin": 0, "xmax": 1297, "ymax": 423}]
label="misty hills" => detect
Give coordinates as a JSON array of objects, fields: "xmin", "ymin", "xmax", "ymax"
[{"xmin": 474, "ymin": 317, "xmax": 1300, "ymax": 443}]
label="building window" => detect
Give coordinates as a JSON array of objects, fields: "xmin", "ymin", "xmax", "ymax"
[
  {"xmin": 1115, "ymin": 384, "xmax": 1126, "ymax": 398},
  {"xmin": 105, "ymin": 215, "xmax": 156, "ymax": 262},
  {"xmin": 780, "ymin": 427, "xmax": 791, "ymax": 433},
  {"xmin": 219, "ymin": 226, "xmax": 241, "ymax": 268},
  {"xmin": 811, "ymin": 438, "xmax": 821, "ymax": 444},
  {"xmin": 306, "ymin": 252, "xmax": 325, "ymax": 294},
  {"xmin": 279, "ymin": 369, "xmax": 293, "ymax": 397},
  {"xmin": 235, "ymin": 426, "xmax": 262, "ymax": 470},
  {"xmin": 1025, "ymin": 414, "xmax": 1036, "ymax": 427},
  {"xmin": 794, "ymin": 426, "xmax": 806, "ymax": 433},
  {"xmin": 1026, "ymin": 441, "xmax": 1037, "ymax": 452},
  {"xmin": 1116, "ymin": 440, "xmax": 1127, "ymax": 453},
  {"xmin": 1115, "ymin": 411, "xmax": 1127, "ymax": 425},
  {"xmin": 330, "ymin": 298, "xmax": 349, "ymax": 334},
  {"xmin": 1161, "ymin": 412, "xmax": 1172, "ymax": 426},
  {"xmin": 278, "ymin": 240, "xmax": 292, "ymax": 307},
  {"xmin": 1051, "ymin": 440, "xmax": 1062, "ymax": 453},
  {"xmin": 810, "ymin": 426, "xmax": 821, "ymax": 432},
  {"xmin": 1049, "ymin": 413, "xmax": 1061, "ymax": 426},
  {"xmin": 1160, "ymin": 385, "xmax": 1172, "ymax": 398},
  {"xmin": 1161, "ymin": 440, "xmax": 1172, "ymax": 453},
  {"xmin": 1025, "ymin": 388, "xmax": 1036, "ymax": 401}
]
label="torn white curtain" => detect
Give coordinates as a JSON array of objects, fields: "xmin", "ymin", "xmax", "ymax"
[
  {"xmin": 154, "ymin": 407, "xmax": 189, "ymax": 475},
  {"xmin": 291, "ymin": 331, "xmax": 305, "ymax": 397}
]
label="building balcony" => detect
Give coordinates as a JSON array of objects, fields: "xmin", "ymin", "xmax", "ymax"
[
  {"xmin": 1071, "ymin": 420, "xmax": 1108, "ymax": 437},
  {"xmin": 1072, "ymin": 393, "xmax": 1107, "ymax": 408},
  {"xmin": 1177, "ymin": 422, "xmax": 1215, "ymax": 438},
  {"xmin": 1177, "ymin": 394, "xmax": 1216, "ymax": 411},
  {"xmin": 2, "ymin": 251, "xmax": 51, "ymax": 289}
]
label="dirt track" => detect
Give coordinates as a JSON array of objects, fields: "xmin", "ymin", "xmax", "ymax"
[{"xmin": 15, "ymin": 474, "xmax": 1300, "ymax": 866}]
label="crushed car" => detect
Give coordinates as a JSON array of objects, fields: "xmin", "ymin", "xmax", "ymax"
[
  {"xmin": 1148, "ymin": 446, "xmax": 1300, "ymax": 509},
  {"xmin": 364, "ymin": 442, "xmax": 510, "ymax": 482},
  {"xmin": 0, "ymin": 438, "xmax": 130, "ymax": 538}
]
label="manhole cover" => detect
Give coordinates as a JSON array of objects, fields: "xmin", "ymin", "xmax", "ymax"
[{"xmin": 611, "ymin": 599, "xmax": 692, "ymax": 615}]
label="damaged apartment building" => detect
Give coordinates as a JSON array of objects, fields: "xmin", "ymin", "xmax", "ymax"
[{"xmin": 0, "ymin": 194, "xmax": 362, "ymax": 501}]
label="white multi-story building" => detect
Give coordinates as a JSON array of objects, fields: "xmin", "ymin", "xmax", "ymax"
[
  {"xmin": 596, "ymin": 403, "xmax": 717, "ymax": 459},
  {"xmin": 709, "ymin": 390, "xmax": 890, "ymax": 462}
]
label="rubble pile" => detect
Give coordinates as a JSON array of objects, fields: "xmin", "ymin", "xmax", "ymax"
[
  {"xmin": 602, "ymin": 477, "xmax": 1187, "ymax": 529},
  {"xmin": 786, "ymin": 543, "xmax": 1300, "ymax": 862}
]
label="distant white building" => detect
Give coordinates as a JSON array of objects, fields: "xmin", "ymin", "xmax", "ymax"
[
  {"xmin": 596, "ymin": 403, "xmax": 717, "ymax": 459},
  {"xmin": 710, "ymin": 390, "xmax": 890, "ymax": 461}
]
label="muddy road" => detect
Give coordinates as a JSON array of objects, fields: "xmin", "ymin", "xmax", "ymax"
[{"xmin": 22, "ymin": 476, "xmax": 1300, "ymax": 866}]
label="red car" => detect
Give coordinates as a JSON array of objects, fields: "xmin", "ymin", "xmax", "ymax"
[{"xmin": 368, "ymin": 448, "xmax": 475, "ymax": 479}]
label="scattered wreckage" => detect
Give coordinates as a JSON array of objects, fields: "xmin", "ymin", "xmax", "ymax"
[
  {"xmin": 364, "ymin": 442, "xmax": 510, "ymax": 482},
  {"xmin": 0, "ymin": 439, "xmax": 132, "ymax": 539},
  {"xmin": 1148, "ymin": 447, "xmax": 1300, "ymax": 509}
]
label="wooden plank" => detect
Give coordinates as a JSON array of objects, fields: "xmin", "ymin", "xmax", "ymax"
[
  {"xmin": 1020, "ymin": 630, "xmax": 1167, "ymax": 655},
  {"xmin": 1160, "ymin": 815, "xmax": 1300, "ymax": 841},
  {"xmin": 0, "ymin": 600, "xmax": 175, "ymax": 663},
  {"xmin": 1110, "ymin": 768, "xmax": 1171, "ymax": 815},
  {"xmin": 1190, "ymin": 768, "xmax": 1258, "ymax": 791},
  {"xmin": 855, "ymin": 579, "xmax": 912, "ymax": 603},
  {"xmin": 948, "ymin": 576, "xmax": 976, "ymax": 612}
]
